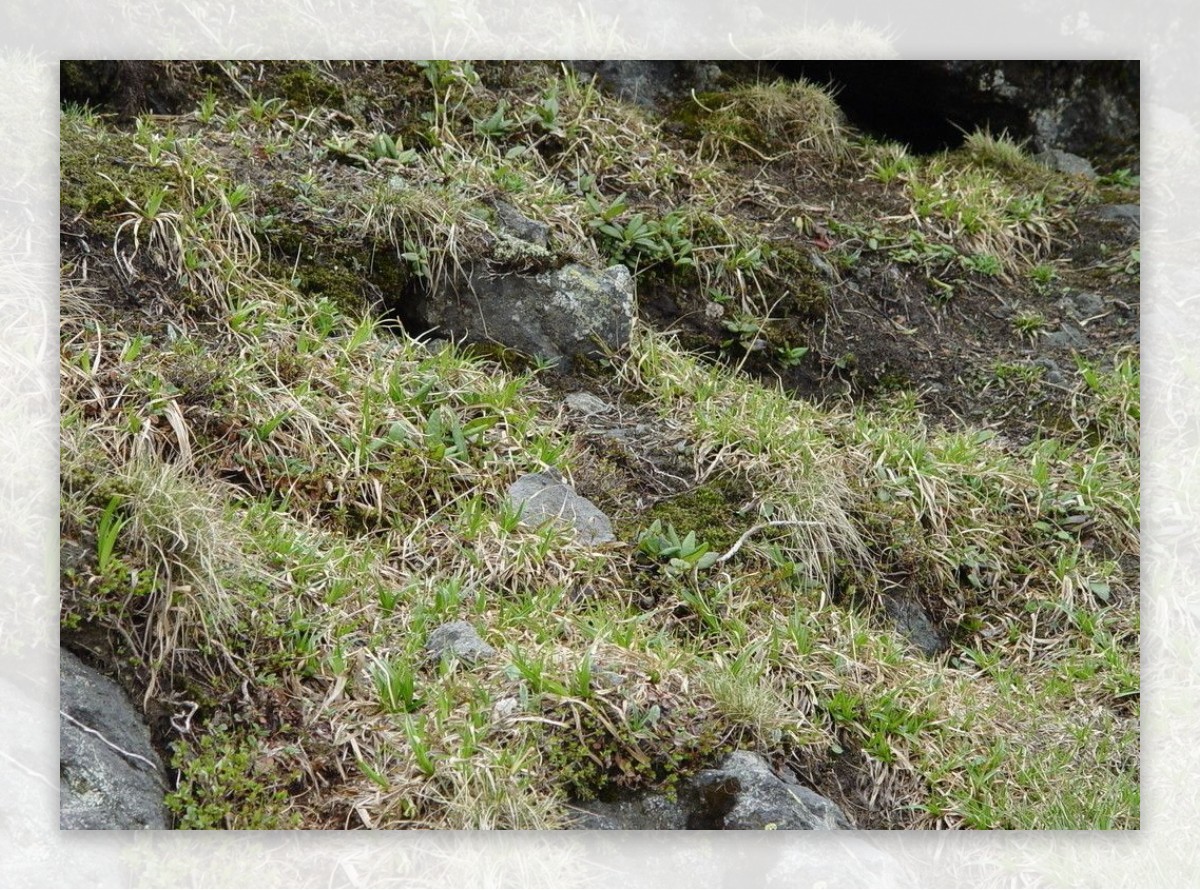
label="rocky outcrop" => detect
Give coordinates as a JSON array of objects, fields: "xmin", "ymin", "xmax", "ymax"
[
  {"xmin": 508, "ymin": 470, "xmax": 616, "ymax": 545},
  {"xmin": 60, "ymin": 649, "xmax": 168, "ymax": 829},
  {"xmin": 1035, "ymin": 148, "xmax": 1097, "ymax": 178},
  {"xmin": 413, "ymin": 262, "xmax": 634, "ymax": 372},
  {"xmin": 571, "ymin": 750, "xmax": 853, "ymax": 830}
]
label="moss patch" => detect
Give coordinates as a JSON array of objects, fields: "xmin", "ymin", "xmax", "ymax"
[
  {"xmin": 259, "ymin": 212, "xmax": 413, "ymax": 319},
  {"xmin": 637, "ymin": 475, "xmax": 752, "ymax": 554},
  {"xmin": 60, "ymin": 119, "xmax": 176, "ymax": 238},
  {"xmin": 272, "ymin": 64, "xmax": 345, "ymax": 114}
]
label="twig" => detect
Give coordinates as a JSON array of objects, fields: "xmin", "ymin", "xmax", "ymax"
[{"xmin": 715, "ymin": 519, "xmax": 823, "ymax": 563}]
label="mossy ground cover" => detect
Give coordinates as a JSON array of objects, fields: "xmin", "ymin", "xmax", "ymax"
[{"xmin": 60, "ymin": 61, "xmax": 1138, "ymax": 829}]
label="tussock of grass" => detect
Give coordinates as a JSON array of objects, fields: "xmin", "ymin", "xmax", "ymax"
[{"xmin": 691, "ymin": 78, "xmax": 851, "ymax": 163}]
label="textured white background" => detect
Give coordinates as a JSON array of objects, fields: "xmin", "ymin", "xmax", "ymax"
[{"xmin": 1, "ymin": 2, "xmax": 1190, "ymax": 885}]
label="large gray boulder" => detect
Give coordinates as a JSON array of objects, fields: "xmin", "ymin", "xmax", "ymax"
[
  {"xmin": 416, "ymin": 263, "xmax": 634, "ymax": 372},
  {"xmin": 572, "ymin": 750, "xmax": 853, "ymax": 830},
  {"xmin": 60, "ymin": 649, "xmax": 168, "ymax": 829},
  {"xmin": 507, "ymin": 470, "xmax": 615, "ymax": 545}
]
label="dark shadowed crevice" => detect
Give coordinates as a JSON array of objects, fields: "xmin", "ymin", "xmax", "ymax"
[
  {"xmin": 767, "ymin": 60, "xmax": 1138, "ymax": 160},
  {"xmin": 772, "ymin": 61, "xmax": 1021, "ymax": 152}
]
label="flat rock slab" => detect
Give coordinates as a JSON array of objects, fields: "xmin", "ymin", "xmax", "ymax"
[
  {"xmin": 564, "ymin": 391, "xmax": 614, "ymax": 416},
  {"xmin": 1095, "ymin": 203, "xmax": 1140, "ymax": 229},
  {"xmin": 60, "ymin": 649, "xmax": 167, "ymax": 829},
  {"xmin": 507, "ymin": 471, "xmax": 615, "ymax": 545}
]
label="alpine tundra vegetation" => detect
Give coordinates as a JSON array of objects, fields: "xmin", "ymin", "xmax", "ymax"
[{"xmin": 59, "ymin": 60, "xmax": 1139, "ymax": 830}]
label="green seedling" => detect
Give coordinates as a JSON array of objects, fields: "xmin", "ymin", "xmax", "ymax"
[
  {"xmin": 95, "ymin": 494, "xmax": 131, "ymax": 575},
  {"xmin": 371, "ymin": 655, "xmax": 423, "ymax": 714},
  {"xmin": 637, "ymin": 520, "xmax": 719, "ymax": 574},
  {"xmin": 776, "ymin": 344, "xmax": 809, "ymax": 368}
]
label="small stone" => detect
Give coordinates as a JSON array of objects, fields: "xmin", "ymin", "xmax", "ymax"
[
  {"xmin": 1034, "ymin": 148, "xmax": 1097, "ymax": 178},
  {"xmin": 569, "ymin": 749, "xmax": 852, "ymax": 831},
  {"xmin": 507, "ymin": 471, "xmax": 616, "ymax": 545},
  {"xmin": 1056, "ymin": 291, "xmax": 1105, "ymax": 320},
  {"xmin": 882, "ymin": 595, "xmax": 946, "ymax": 657},
  {"xmin": 1041, "ymin": 323, "xmax": 1088, "ymax": 351},
  {"xmin": 494, "ymin": 200, "xmax": 550, "ymax": 248},
  {"xmin": 1034, "ymin": 357, "xmax": 1066, "ymax": 386},
  {"xmin": 492, "ymin": 696, "xmax": 519, "ymax": 721},
  {"xmin": 424, "ymin": 621, "xmax": 497, "ymax": 664},
  {"xmin": 593, "ymin": 670, "xmax": 626, "ymax": 688},
  {"xmin": 411, "ymin": 261, "xmax": 634, "ymax": 373},
  {"xmin": 60, "ymin": 539, "xmax": 89, "ymax": 575},
  {"xmin": 1095, "ymin": 203, "xmax": 1140, "ymax": 229},
  {"xmin": 565, "ymin": 392, "xmax": 613, "ymax": 415}
]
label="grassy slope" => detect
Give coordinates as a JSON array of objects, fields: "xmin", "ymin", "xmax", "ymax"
[{"xmin": 59, "ymin": 60, "xmax": 1139, "ymax": 829}]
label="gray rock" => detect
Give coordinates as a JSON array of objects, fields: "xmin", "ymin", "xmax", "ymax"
[
  {"xmin": 415, "ymin": 263, "xmax": 634, "ymax": 372},
  {"xmin": 1041, "ymin": 322, "xmax": 1088, "ymax": 351},
  {"xmin": 508, "ymin": 471, "xmax": 615, "ymax": 545},
  {"xmin": 494, "ymin": 200, "xmax": 549, "ymax": 248},
  {"xmin": 492, "ymin": 696, "xmax": 520, "ymax": 721},
  {"xmin": 1056, "ymin": 291, "xmax": 1106, "ymax": 320},
  {"xmin": 571, "ymin": 750, "xmax": 852, "ymax": 830},
  {"xmin": 59, "ymin": 649, "xmax": 168, "ymax": 829},
  {"xmin": 425, "ymin": 621, "xmax": 497, "ymax": 664},
  {"xmin": 1095, "ymin": 203, "xmax": 1140, "ymax": 230},
  {"xmin": 568, "ymin": 61, "xmax": 722, "ymax": 108},
  {"xmin": 689, "ymin": 751, "xmax": 852, "ymax": 830},
  {"xmin": 882, "ymin": 595, "xmax": 946, "ymax": 658},
  {"xmin": 564, "ymin": 391, "xmax": 613, "ymax": 416},
  {"xmin": 1034, "ymin": 357, "xmax": 1067, "ymax": 386},
  {"xmin": 571, "ymin": 793, "xmax": 689, "ymax": 830},
  {"xmin": 1035, "ymin": 148, "xmax": 1097, "ymax": 178},
  {"xmin": 60, "ymin": 539, "xmax": 88, "ymax": 576}
]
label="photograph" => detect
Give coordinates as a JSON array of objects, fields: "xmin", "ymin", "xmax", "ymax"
[{"xmin": 57, "ymin": 58, "xmax": 1141, "ymax": 835}]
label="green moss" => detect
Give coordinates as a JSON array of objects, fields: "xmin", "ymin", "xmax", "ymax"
[
  {"xmin": 668, "ymin": 91, "xmax": 760, "ymax": 148},
  {"xmin": 634, "ymin": 475, "xmax": 752, "ymax": 554},
  {"xmin": 459, "ymin": 341, "xmax": 537, "ymax": 375},
  {"xmin": 59, "ymin": 119, "xmax": 176, "ymax": 238},
  {"xmin": 260, "ymin": 212, "xmax": 413, "ymax": 318},
  {"xmin": 273, "ymin": 64, "xmax": 344, "ymax": 113}
]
